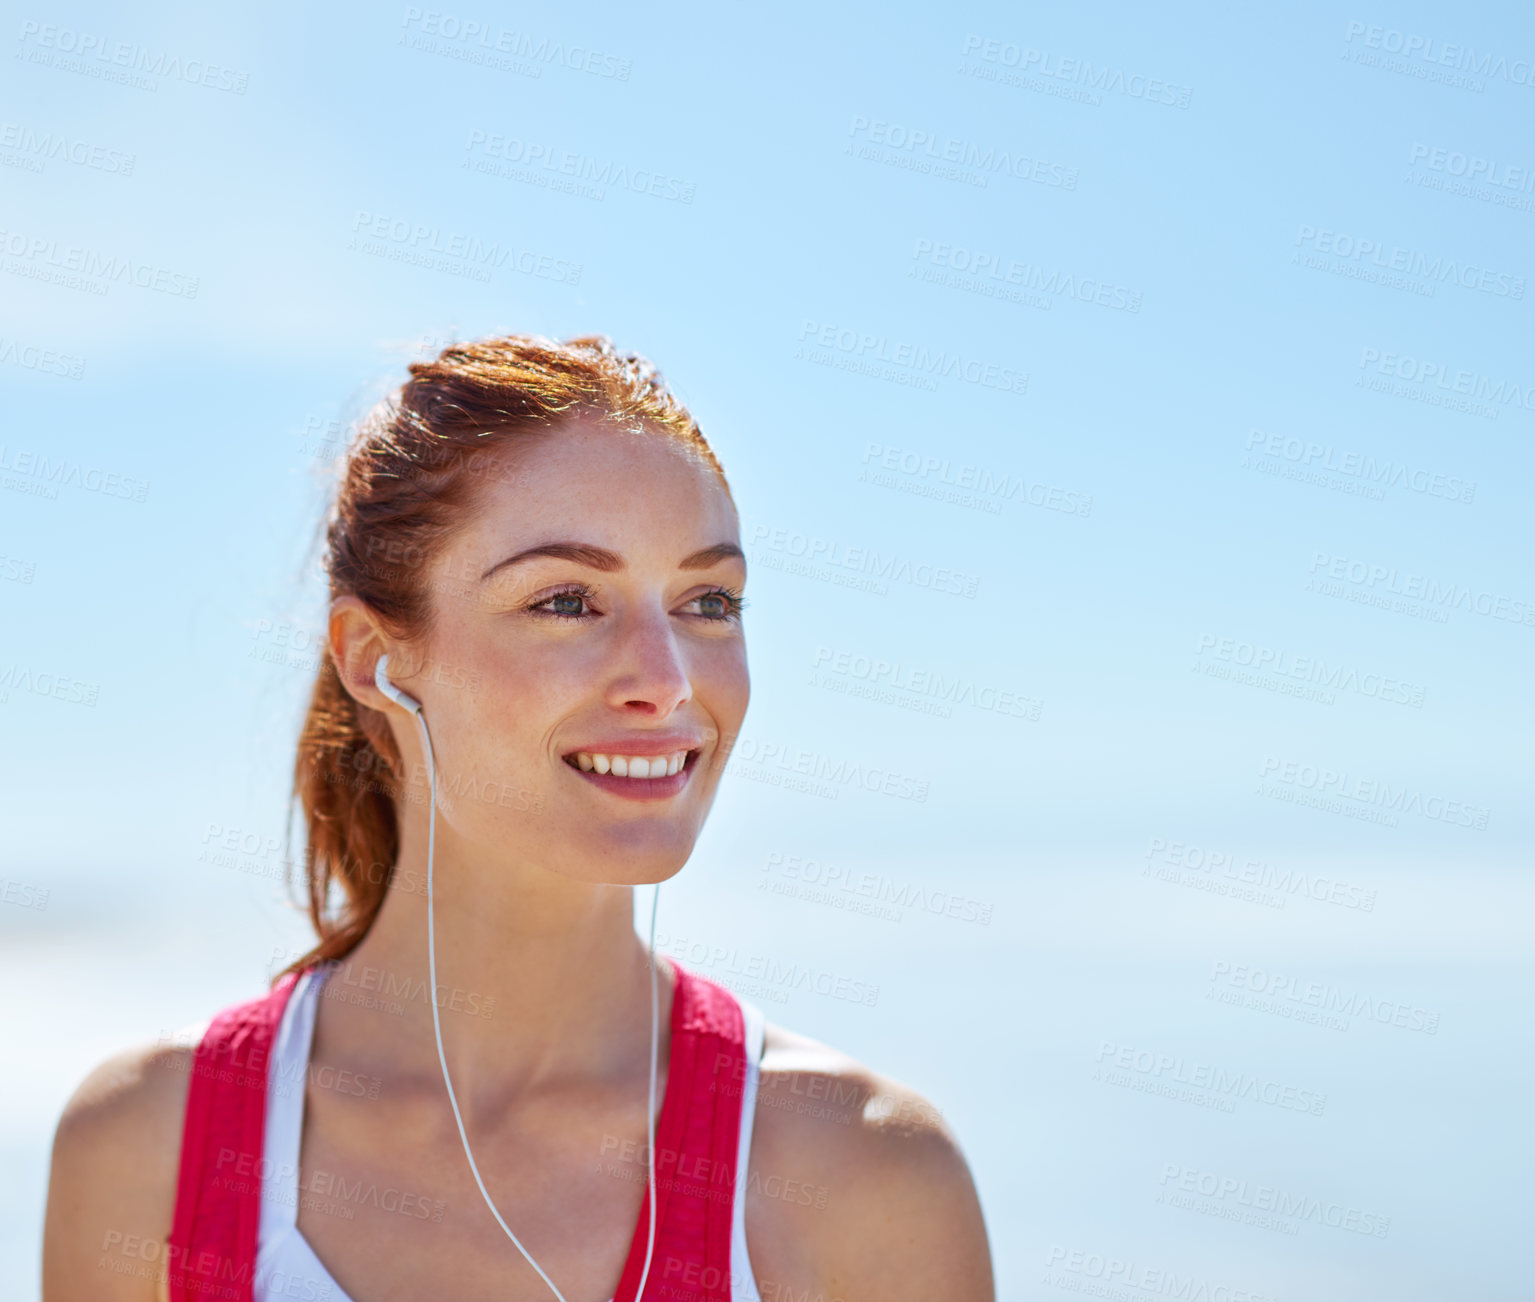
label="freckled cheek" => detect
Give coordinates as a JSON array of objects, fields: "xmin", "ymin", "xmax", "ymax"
[
  {"xmin": 473, "ymin": 668, "xmax": 579, "ymax": 762},
  {"xmin": 429, "ymin": 673, "xmax": 544, "ymax": 772},
  {"xmin": 698, "ymin": 650, "xmax": 750, "ymax": 733}
]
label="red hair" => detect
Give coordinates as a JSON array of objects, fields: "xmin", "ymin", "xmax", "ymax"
[{"xmin": 277, "ymin": 334, "xmax": 728, "ymax": 982}]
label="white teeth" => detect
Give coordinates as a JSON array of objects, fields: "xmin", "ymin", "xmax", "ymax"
[{"xmin": 570, "ymin": 750, "xmax": 689, "ymax": 780}]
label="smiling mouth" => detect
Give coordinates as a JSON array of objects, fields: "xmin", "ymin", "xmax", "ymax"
[{"xmin": 562, "ymin": 749, "xmax": 701, "ymax": 780}]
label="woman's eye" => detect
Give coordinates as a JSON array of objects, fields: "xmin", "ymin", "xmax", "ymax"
[
  {"xmin": 527, "ymin": 586, "xmax": 745, "ymax": 622},
  {"xmin": 692, "ymin": 590, "xmax": 747, "ymax": 621},
  {"xmin": 528, "ymin": 587, "xmax": 596, "ymax": 619}
]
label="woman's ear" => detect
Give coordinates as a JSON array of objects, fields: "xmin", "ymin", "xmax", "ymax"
[
  {"xmin": 328, "ymin": 596, "xmax": 416, "ymax": 780},
  {"xmin": 329, "ymin": 595, "xmax": 394, "ymax": 712}
]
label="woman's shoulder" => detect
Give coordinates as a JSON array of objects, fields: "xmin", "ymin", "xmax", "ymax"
[
  {"xmin": 43, "ymin": 1033, "xmax": 201, "ymax": 1299},
  {"xmin": 745, "ymin": 1018, "xmax": 996, "ymax": 1300}
]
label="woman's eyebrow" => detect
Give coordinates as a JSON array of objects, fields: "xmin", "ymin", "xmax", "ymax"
[{"xmin": 480, "ymin": 541, "xmax": 743, "ymax": 582}]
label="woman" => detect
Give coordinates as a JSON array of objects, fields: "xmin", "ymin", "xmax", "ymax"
[{"xmin": 42, "ymin": 334, "xmax": 996, "ymax": 1301}]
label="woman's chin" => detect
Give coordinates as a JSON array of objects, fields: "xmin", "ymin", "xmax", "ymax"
[{"xmin": 539, "ymin": 834, "xmax": 696, "ymax": 889}]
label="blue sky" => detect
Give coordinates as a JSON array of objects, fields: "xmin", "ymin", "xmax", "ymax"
[{"xmin": 3, "ymin": 2, "xmax": 1532, "ymax": 1299}]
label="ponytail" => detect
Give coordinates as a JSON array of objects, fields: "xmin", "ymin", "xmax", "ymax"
[{"xmin": 278, "ymin": 655, "xmax": 403, "ymax": 980}]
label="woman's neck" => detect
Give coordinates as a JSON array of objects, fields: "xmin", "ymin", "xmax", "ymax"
[{"xmin": 319, "ymin": 826, "xmax": 674, "ymax": 1120}]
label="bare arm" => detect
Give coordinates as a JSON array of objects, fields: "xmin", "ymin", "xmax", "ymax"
[
  {"xmin": 41, "ymin": 1041, "xmax": 193, "ymax": 1302},
  {"xmin": 823, "ymin": 1096, "xmax": 995, "ymax": 1300},
  {"xmin": 751, "ymin": 1030, "xmax": 997, "ymax": 1302}
]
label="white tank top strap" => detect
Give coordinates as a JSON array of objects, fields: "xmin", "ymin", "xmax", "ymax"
[
  {"xmin": 255, "ymin": 962, "xmax": 355, "ymax": 1302},
  {"xmin": 257, "ymin": 964, "xmax": 330, "ymax": 1245},
  {"xmin": 729, "ymin": 994, "xmax": 767, "ymax": 1302}
]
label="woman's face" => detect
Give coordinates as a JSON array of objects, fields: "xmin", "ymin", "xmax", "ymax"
[{"xmin": 387, "ymin": 420, "xmax": 749, "ymax": 886}]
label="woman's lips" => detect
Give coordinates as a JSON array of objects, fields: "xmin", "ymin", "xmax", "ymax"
[{"xmin": 563, "ymin": 749, "xmax": 700, "ymax": 801}]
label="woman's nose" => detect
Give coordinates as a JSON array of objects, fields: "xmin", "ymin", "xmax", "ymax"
[{"xmin": 604, "ymin": 612, "xmax": 693, "ymax": 715}]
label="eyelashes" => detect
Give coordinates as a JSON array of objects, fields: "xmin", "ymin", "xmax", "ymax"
[
  {"xmin": 697, "ymin": 587, "xmax": 749, "ymax": 621},
  {"xmin": 524, "ymin": 582, "xmax": 748, "ymax": 623}
]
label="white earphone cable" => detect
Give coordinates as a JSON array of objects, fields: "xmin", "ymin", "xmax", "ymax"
[{"xmin": 405, "ymin": 700, "xmax": 662, "ymax": 1302}]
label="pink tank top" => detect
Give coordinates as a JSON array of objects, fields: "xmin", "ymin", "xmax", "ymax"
[{"xmin": 165, "ymin": 958, "xmax": 763, "ymax": 1301}]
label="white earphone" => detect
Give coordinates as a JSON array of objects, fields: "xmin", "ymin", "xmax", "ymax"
[
  {"xmin": 373, "ymin": 655, "xmax": 662, "ymax": 1301},
  {"xmin": 373, "ymin": 654, "xmax": 422, "ymax": 715}
]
